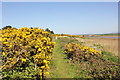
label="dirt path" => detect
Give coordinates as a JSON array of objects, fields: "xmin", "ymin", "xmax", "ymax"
[{"xmin": 48, "ymin": 39, "xmax": 76, "ymax": 78}]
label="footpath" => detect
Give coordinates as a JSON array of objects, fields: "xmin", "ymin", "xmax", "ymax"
[{"xmin": 48, "ymin": 39, "xmax": 76, "ymax": 78}]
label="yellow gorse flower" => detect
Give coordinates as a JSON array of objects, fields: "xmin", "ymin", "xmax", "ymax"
[
  {"xmin": 43, "ymin": 60, "xmax": 47, "ymax": 63},
  {"xmin": 38, "ymin": 48, "xmax": 41, "ymax": 51},
  {"xmin": 2, "ymin": 52, "xmax": 6, "ymax": 56},
  {"xmin": 22, "ymin": 58, "xmax": 26, "ymax": 62},
  {"xmin": 41, "ymin": 66, "xmax": 45, "ymax": 69},
  {"xmin": 45, "ymin": 72, "xmax": 49, "ymax": 75},
  {"xmin": 3, "ymin": 42, "xmax": 8, "ymax": 44}
]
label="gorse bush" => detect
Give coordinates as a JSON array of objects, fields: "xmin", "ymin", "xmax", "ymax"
[
  {"xmin": 1, "ymin": 27, "xmax": 55, "ymax": 79},
  {"xmin": 64, "ymin": 42, "xmax": 120, "ymax": 78},
  {"xmin": 64, "ymin": 42, "xmax": 102, "ymax": 62}
]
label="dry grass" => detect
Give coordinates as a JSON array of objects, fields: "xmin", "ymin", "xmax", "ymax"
[{"xmin": 76, "ymin": 38, "xmax": 119, "ymax": 56}]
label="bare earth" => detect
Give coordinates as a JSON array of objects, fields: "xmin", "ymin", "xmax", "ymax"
[{"xmin": 76, "ymin": 37, "xmax": 119, "ymax": 56}]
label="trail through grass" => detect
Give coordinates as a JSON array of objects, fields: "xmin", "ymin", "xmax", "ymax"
[
  {"xmin": 47, "ymin": 37, "xmax": 120, "ymax": 79},
  {"xmin": 48, "ymin": 39, "xmax": 77, "ymax": 78}
]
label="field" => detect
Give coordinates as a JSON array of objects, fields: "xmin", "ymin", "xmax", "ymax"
[
  {"xmin": 0, "ymin": 27, "xmax": 120, "ymax": 79},
  {"xmin": 76, "ymin": 37, "xmax": 119, "ymax": 56}
]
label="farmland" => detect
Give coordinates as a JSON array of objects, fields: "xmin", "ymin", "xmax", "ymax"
[
  {"xmin": 76, "ymin": 37, "xmax": 119, "ymax": 56},
  {"xmin": 0, "ymin": 27, "xmax": 120, "ymax": 79}
]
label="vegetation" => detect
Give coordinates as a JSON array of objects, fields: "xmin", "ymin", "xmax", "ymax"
[
  {"xmin": 1, "ymin": 26, "xmax": 119, "ymax": 79},
  {"xmin": 52, "ymin": 34, "xmax": 83, "ymax": 38},
  {"xmin": 48, "ymin": 39, "xmax": 77, "ymax": 78},
  {"xmin": 2, "ymin": 26, "xmax": 17, "ymax": 30},
  {"xmin": 102, "ymin": 51, "xmax": 119, "ymax": 63},
  {"xmin": 64, "ymin": 42, "xmax": 102, "ymax": 62},
  {"xmin": 45, "ymin": 28, "xmax": 54, "ymax": 34},
  {"xmin": 1, "ymin": 27, "xmax": 55, "ymax": 79},
  {"xmin": 64, "ymin": 42, "xmax": 120, "ymax": 78}
]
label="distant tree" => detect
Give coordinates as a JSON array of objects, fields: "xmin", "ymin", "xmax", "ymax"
[
  {"xmin": 45, "ymin": 28, "xmax": 54, "ymax": 34},
  {"xmin": 61, "ymin": 34, "xmax": 64, "ymax": 36},
  {"xmin": 45, "ymin": 28, "xmax": 51, "ymax": 33},
  {"xmin": 30, "ymin": 27, "xmax": 33, "ymax": 29},
  {"xmin": 2, "ymin": 26, "xmax": 17, "ymax": 30},
  {"xmin": 50, "ymin": 31, "xmax": 54, "ymax": 34},
  {"xmin": 2, "ymin": 26, "xmax": 12, "ymax": 30}
]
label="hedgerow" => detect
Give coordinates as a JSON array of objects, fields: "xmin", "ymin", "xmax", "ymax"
[{"xmin": 1, "ymin": 27, "xmax": 55, "ymax": 79}]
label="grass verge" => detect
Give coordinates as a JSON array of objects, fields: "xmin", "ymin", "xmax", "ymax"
[{"xmin": 48, "ymin": 38, "xmax": 77, "ymax": 78}]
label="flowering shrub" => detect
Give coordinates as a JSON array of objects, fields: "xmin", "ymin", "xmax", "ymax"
[
  {"xmin": 65, "ymin": 42, "xmax": 101, "ymax": 62},
  {"xmin": 64, "ymin": 42, "xmax": 120, "ymax": 78},
  {"xmin": 1, "ymin": 27, "xmax": 55, "ymax": 79}
]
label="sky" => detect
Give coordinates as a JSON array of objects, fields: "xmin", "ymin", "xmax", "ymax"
[{"xmin": 1, "ymin": 2, "xmax": 118, "ymax": 34}]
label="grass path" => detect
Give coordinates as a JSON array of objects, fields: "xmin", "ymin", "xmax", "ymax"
[{"xmin": 47, "ymin": 39, "xmax": 77, "ymax": 78}]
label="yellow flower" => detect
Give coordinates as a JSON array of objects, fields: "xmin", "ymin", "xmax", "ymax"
[
  {"xmin": 9, "ymin": 45, "xmax": 12, "ymax": 48},
  {"xmin": 22, "ymin": 58, "xmax": 26, "ymax": 62},
  {"xmin": 69, "ymin": 49, "xmax": 73, "ymax": 51},
  {"xmin": 99, "ymin": 51, "xmax": 102, "ymax": 54},
  {"xmin": 35, "ymin": 46, "xmax": 39, "ymax": 48},
  {"xmin": 91, "ymin": 53, "xmax": 94, "ymax": 55},
  {"xmin": 38, "ymin": 48, "xmax": 41, "ymax": 51},
  {"xmin": 26, "ymin": 32, "xmax": 30, "ymax": 34},
  {"xmin": 43, "ymin": 60, "xmax": 47, "ymax": 63},
  {"xmin": 45, "ymin": 72, "xmax": 49, "ymax": 75},
  {"xmin": 39, "ymin": 72, "xmax": 42, "ymax": 76},
  {"xmin": 12, "ymin": 61, "xmax": 16, "ymax": 64},
  {"xmin": 45, "ymin": 64, "xmax": 50, "ymax": 69},
  {"xmin": 3, "ymin": 42, "xmax": 8, "ymax": 44},
  {"xmin": 52, "ymin": 42, "xmax": 56, "ymax": 44},
  {"xmin": 2, "ymin": 52, "xmax": 6, "ymax": 56},
  {"xmin": 41, "ymin": 66, "xmax": 45, "ymax": 69}
]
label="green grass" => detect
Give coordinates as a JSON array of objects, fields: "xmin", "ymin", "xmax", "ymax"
[
  {"xmin": 0, "ymin": 54, "xmax": 2, "ymax": 66},
  {"xmin": 102, "ymin": 51, "xmax": 119, "ymax": 63},
  {"xmin": 48, "ymin": 38, "xmax": 77, "ymax": 78}
]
